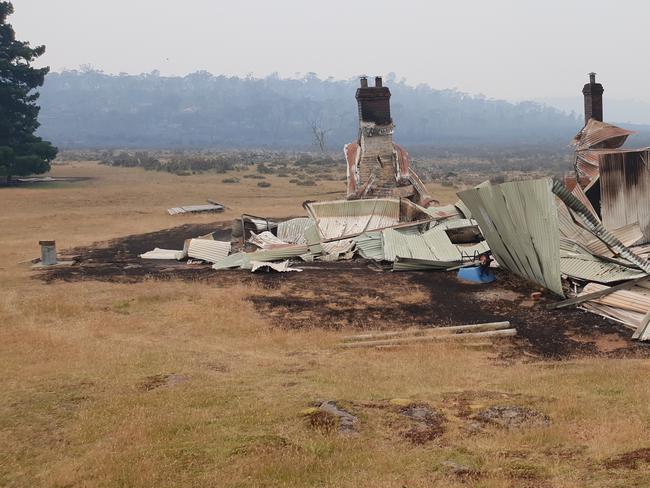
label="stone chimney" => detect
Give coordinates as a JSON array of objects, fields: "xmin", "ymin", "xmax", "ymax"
[
  {"xmin": 356, "ymin": 75, "xmax": 392, "ymax": 126},
  {"xmin": 582, "ymin": 72, "xmax": 604, "ymax": 124}
]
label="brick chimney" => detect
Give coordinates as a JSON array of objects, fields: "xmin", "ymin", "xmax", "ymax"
[
  {"xmin": 582, "ymin": 72, "xmax": 604, "ymax": 124},
  {"xmin": 355, "ymin": 76, "xmax": 391, "ymax": 126}
]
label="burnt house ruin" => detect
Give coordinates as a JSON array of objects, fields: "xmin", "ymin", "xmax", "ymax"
[
  {"xmin": 571, "ymin": 73, "xmax": 650, "ymax": 240},
  {"xmin": 344, "ymin": 76, "xmax": 435, "ymax": 207}
]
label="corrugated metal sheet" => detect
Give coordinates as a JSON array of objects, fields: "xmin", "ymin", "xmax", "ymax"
[
  {"xmin": 382, "ymin": 227, "xmax": 489, "ymax": 265},
  {"xmin": 353, "ymin": 232, "xmax": 384, "ymax": 260},
  {"xmin": 212, "ymin": 252, "xmax": 249, "ymax": 270},
  {"xmin": 140, "ymin": 248, "xmax": 184, "ymax": 260},
  {"xmin": 584, "ymin": 223, "xmax": 644, "ymax": 257},
  {"xmin": 572, "ymin": 119, "xmax": 634, "ymax": 151},
  {"xmin": 322, "ymin": 240, "xmax": 355, "ymax": 258},
  {"xmin": 277, "ymin": 218, "xmax": 311, "ymax": 244},
  {"xmin": 421, "ymin": 204, "xmax": 462, "ymax": 221},
  {"xmin": 187, "ymin": 239, "xmax": 231, "ymax": 263},
  {"xmin": 458, "ymin": 178, "xmax": 564, "ymax": 296},
  {"xmin": 580, "ymin": 302, "xmax": 642, "ymax": 331},
  {"xmin": 581, "ymin": 282, "xmax": 650, "ymax": 314},
  {"xmin": 560, "ymin": 255, "xmax": 646, "ymax": 283},
  {"xmin": 212, "ymin": 245, "xmax": 308, "ymax": 270},
  {"xmin": 248, "ymin": 231, "xmax": 289, "ymax": 249},
  {"xmin": 600, "ymin": 149, "xmax": 650, "ymax": 240},
  {"xmin": 167, "ymin": 204, "xmax": 224, "ymax": 215},
  {"xmin": 304, "ymin": 198, "xmax": 401, "ymax": 240},
  {"xmin": 392, "ymin": 257, "xmax": 454, "ymax": 271},
  {"xmin": 552, "ymin": 179, "xmax": 650, "ymax": 274},
  {"xmin": 304, "ymin": 224, "xmax": 323, "ymax": 254},
  {"xmin": 572, "ymin": 119, "xmax": 635, "ymax": 183},
  {"xmin": 250, "ymin": 260, "xmax": 303, "ymax": 273},
  {"xmin": 454, "ymin": 200, "xmax": 472, "ymax": 219}
]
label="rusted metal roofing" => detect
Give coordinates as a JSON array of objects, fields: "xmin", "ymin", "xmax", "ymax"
[
  {"xmin": 599, "ymin": 149, "xmax": 650, "ymax": 240},
  {"xmin": 458, "ymin": 178, "xmax": 564, "ymax": 296},
  {"xmin": 572, "ymin": 119, "xmax": 636, "ymax": 183},
  {"xmin": 572, "ymin": 119, "xmax": 634, "ymax": 151},
  {"xmin": 552, "ymin": 179, "xmax": 650, "ymax": 274}
]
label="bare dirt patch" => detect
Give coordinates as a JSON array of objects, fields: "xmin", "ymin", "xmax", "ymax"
[
  {"xmin": 138, "ymin": 373, "xmax": 189, "ymax": 391},
  {"xmin": 604, "ymin": 448, "xmax": 650, "ymax": 470},
  {"xmin": 398, "ymin": 404, "xmax": 445, "ymax": 444},
  {"xmin": 472, "ymin": 405, "xmax": 550, "ymax": 429},
  {"xmin": 37, "ymin": 222, "xmax": 650, "ymax": 360}
]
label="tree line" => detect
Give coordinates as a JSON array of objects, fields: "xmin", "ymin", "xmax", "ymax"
[{"xmin": 37, "ymin": 70, "xmax": 583, "ymax": 151}]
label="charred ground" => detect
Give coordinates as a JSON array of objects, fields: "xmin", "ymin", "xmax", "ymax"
[{"xmin": 37, "ymin": 222, "xmax": 650, "ymax": 361}]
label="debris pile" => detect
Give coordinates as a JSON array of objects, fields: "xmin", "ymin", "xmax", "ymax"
[
  {"xmin": 142, "ymin": 196, "xmax": 491, "ymax": 275},
  {"xmin": 135, "ymin": 72, "xmax": 650, "ymax": 342}
]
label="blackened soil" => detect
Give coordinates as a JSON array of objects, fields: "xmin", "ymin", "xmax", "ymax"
[{"xmin": 38, "ymin": 222, "xmax": 650, "ymax": 360}]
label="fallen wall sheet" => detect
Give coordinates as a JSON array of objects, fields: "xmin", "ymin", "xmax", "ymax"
[
  {"xmin": 305, "ymin": 198, "xmax": 401, "ymax": 240},
  {"xmin": 382, "ymin": 226, "xmax": 489, "ymax": 270},
  {"xmin": 212, "ymin": 245, "xmax": 309, "ymax": 270},
  {"xmin": 304, "ymin": 198, "xmax": 429, "ymax": 241},
  {"xmin": 139, "ymin": 248, "xmax": 185, "ymax": 260},
  {"xmin": 580, "ymin": 302, "xmax": 643, "ymax": 331},
  {"xmin": 276, "ymin": 218, "xmax": 311, "ymax": 244},
  {"xmin": 353, "ymin": 233, "xmax": 384, "ymax": 261},
  {"xmin": 458, "ymin": 178, "xmax": 564, "ymax": 296},
  {"xmin": 167, "ymin": 203, "xmax": 224, "ymax": 215},
  {"xmin": 248, "ymin": 231, "xmax": 291, "ymax": 249},
  {"xmin": 599, "ymin": 149, "xmax": 650, "ymax": 240},
  {"xmin": 186, "ymin": 239, "xmax": 231, "ymax": 263},
  {"xmin": 584, "ymin": 223, "xmax": 645, "ymax": 257},
  {"xmin": 560, "ymin": 255, "xmax": 646, "ymax": 283},
  {"xmin": 579, "ymin": 282, "xmax": 650, "ymax": 340},
  {"xmin": 250, "ymin": 260, "xmax": 303, "ymax": 273},
  {"xmin": 552, "ymin": 179, "xmax": 650, "ymax": 274}
]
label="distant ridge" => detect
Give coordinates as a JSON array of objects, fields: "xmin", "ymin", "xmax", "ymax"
[{"xmin": 39, "ymin": 70, "xmax": 584, "ymax": 150}]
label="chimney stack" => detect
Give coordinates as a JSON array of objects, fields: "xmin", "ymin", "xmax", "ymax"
[
  {"xmin": 582, "ymin": 72, "xmax": 604, "ymax": 124},
  {"xmin": 355, "ymin": 75, "xmax": 392, "ymax": 126}
]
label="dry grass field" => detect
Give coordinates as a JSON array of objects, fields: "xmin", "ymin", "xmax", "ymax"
[{"xmin": 1, "ymin": 161, "xmax": 650, "ymax": 487}]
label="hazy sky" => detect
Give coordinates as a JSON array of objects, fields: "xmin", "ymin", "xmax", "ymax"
[{"xmin": 11, "ymin": 0, "xmax": 650, "ymax": 104}]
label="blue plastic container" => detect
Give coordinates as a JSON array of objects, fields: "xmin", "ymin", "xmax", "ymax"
[{"xmin": 457, "ymin": 265, "xmax": 496, "ymax": 283}]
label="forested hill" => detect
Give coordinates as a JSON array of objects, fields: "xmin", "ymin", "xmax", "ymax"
[{"xmin": 38, "ymin": 70, "xmax": 583, "ymax": 150}]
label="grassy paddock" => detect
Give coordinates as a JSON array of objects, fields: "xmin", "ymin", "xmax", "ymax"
[{"xmin": 1, "ymin": 162, "xmax": 649, "ymax": 487}]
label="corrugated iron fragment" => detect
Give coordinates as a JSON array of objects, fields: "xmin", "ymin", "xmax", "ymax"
[
  {"xmin": 458, "ymin": 178, "xmax": 564, "ymax": 296},
  {"xmin": 552, "ymin": 179, "xmax": 650, "ymax": 274},
  {"xmin": 250, "ymin": 260, "xmax": 303, "ymax": 273},
  {"xmin": 187, "ymin": 239, "xmax": 231, "ymax": 264}
]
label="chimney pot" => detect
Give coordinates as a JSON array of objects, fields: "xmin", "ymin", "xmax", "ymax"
[
  {"xmin": 375, "ymin": 76, "xmax": 383, "ymax": 88},
  {"xmin": 360, "ymin": 76, "xmax": 368, "ymax": 88},
  {"xmin": 589, "ymin": 72, "xmax": 596, "ymax": 84}
]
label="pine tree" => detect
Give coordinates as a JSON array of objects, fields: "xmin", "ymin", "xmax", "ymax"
[{"xmin": 0, "ymin": 1, "xmax": 57, "ymax": 181}]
